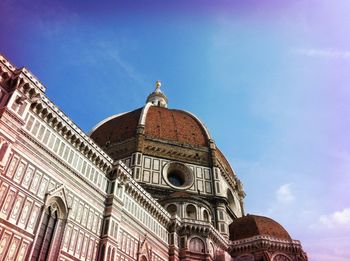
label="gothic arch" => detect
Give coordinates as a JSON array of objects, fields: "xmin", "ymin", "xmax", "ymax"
[
  {"xmin": 138, "ymin": 234, "xmax": 152, "ymax": 261},
  {"xmin": 30, "ymin": 185, "xmax": 69, "ymax": 260},
  {"xmin": 45, "ymin": 195, "xmax": 69, "ymax": 219}
]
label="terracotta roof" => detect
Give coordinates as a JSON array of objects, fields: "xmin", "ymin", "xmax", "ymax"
[
  {"xmin": 144, "ymin": 106, "xmax": 209, "ymax": 147},
  {"xmin": 229, "ymin": 215, "xmax": 292, "ymax": 241},
  {"xmin": 90, "ymin": 108, "xmax": 142, "ymax": 146},
  {"xmin": 90, "ymin": 106, "xmax": 210, "ymax": 148},
  {"xmin": 215, "ymin": 148, "xmax": 235, "ymax": 176}
]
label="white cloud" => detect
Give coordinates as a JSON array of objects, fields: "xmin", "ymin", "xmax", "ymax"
[
  {"xmin": 304, "ymin": 236, "xmax": 350, "ymax": 261},
  {"xmin": 276, "ymin": 183, "xmax": 295, "ymax": 203},
  {"xmin": 319, "ymin": 208, "xmax": 350, "ymax": 228},
  {"xmin": 294, "ymin": 48, "xmax": 350, "ymax": 59}
]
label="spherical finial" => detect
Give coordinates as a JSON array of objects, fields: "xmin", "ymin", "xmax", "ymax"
[
  {"xmin": 155, "ymin": 80, "xmax": 161, "ymax": 89},
  {"xmin": 146, "ymin": 80, "xmax": 168, "ymax": 107}
]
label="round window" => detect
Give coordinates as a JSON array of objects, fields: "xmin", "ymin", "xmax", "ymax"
[{"xmin": 163, "ymin": 162, "xmax": 194, "ymax": 190}]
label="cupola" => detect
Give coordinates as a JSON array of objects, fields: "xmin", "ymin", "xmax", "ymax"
[{"xmin": 146, "ymin": 80, "xmax": 168, "ymax": 108}]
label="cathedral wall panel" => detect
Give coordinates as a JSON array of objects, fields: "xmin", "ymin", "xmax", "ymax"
[
  {"xmin": 0, "ymin": 106, "xmax": 109, "ymax": 260},
  {"xmin": 23, "ymin": 112, "xmax": 108, "ymax": 193},
  {"xmin": 124, "ymin": 154, "xmax": 214, "ymax": 196}
]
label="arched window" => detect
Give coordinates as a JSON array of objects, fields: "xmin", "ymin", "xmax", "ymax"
[
  {"xmin": 186, "ymin": 204, "xmax": 196, "ymax": 219},
  {"xmin": 31, "ymin": 196, "xmax": 68, "ymax": 260},
  {"xmin": 166, "ymin": 204, "xmax": 177, "ymax": 216},
  {"xmin": 203, "ymin": 209, "xmax": 209, "ymax": 222},
  {"xmin": 189, "ymin": 237, "xmax": 205, "ymax": 253}
]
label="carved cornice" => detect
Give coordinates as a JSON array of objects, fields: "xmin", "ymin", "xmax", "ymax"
[
  {"xmin": 143, "ymin": 140, "xmax": 210, "ymax": 166},
  {"xmin": 19, "ymin": 128, "xmax": 107, "ymax": 197},
  {"xmin": 1, "ymin": 55, "xmax": 114, "ymax": 174},
  {"xmin": 28, "ymin": 97, "xmax": 113, "ymax": 171},
  {"xmin": 178, "ymin": 218, "xmax": 228, "ymax": 250},
  {"xmin": 0, "ymin": 54, "xmax": 16, "ymax": 74}
]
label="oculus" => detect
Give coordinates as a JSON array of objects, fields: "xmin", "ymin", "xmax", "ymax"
[{"xmin": 162, "ymin": 162, "xmax": 194, "ymax": 190}]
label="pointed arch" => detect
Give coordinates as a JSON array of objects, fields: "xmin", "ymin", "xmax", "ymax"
[
  {"xmin": 138, "ymin": 235, "xmax": 152, "ymax": 261},
  {"xmin": 30, "ymin": 185, "xmax": 69, "ymax": 260}
]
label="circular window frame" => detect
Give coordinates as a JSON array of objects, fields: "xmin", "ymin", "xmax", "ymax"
[{"xmin": 162, "ymin": 162, "xmax": 194, "ymax": 190}]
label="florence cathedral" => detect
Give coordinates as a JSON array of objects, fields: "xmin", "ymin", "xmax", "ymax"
[{"xmin": 0, "ymin": 54, "xmax": 307, "ymax": 261}]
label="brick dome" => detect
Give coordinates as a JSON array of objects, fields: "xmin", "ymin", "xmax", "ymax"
[
  {"xmin": 90, "ymin": 105, "xmax": 211, "ymax": 148},
  {"xmin": 229, "ymin": 214, "xmax": 292, "ymax": 241},
  {"xmin": 89, "ymin": 82, "xmax": 237, "ymax": 179},
  {"xmin": 144, "ymin": 106, "xmax": 209, "ymax": 147},
  {"xmin": 90, "ymin": 108, "xmax": 142, "ymax": 146}
]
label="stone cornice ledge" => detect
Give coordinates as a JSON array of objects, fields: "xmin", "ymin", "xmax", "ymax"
[
  {"xmin": 230, "ymin": 235, "xmax": 303, "ymax": 253},
  {"xmin": 180, "ymin": 218, "xmax": 228, "ymax": 250}
]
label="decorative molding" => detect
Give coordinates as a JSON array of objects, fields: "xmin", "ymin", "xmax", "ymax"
[
  {"xmin": 178, "ymin": 218, "xmax": 228, "ymax": 250},
  {"xmin": 229, "ymin": 235, "xmax": 304, "ymax": 255}
]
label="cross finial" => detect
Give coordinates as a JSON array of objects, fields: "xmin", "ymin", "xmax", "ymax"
[{"xmin": 155, "ymin": 80, "xmax": 161, "ymax": 90}]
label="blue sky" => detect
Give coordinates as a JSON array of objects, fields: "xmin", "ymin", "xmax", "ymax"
[{"xmin": 1, "ymin": 0, "xmax": 350, "ymax": 259}]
